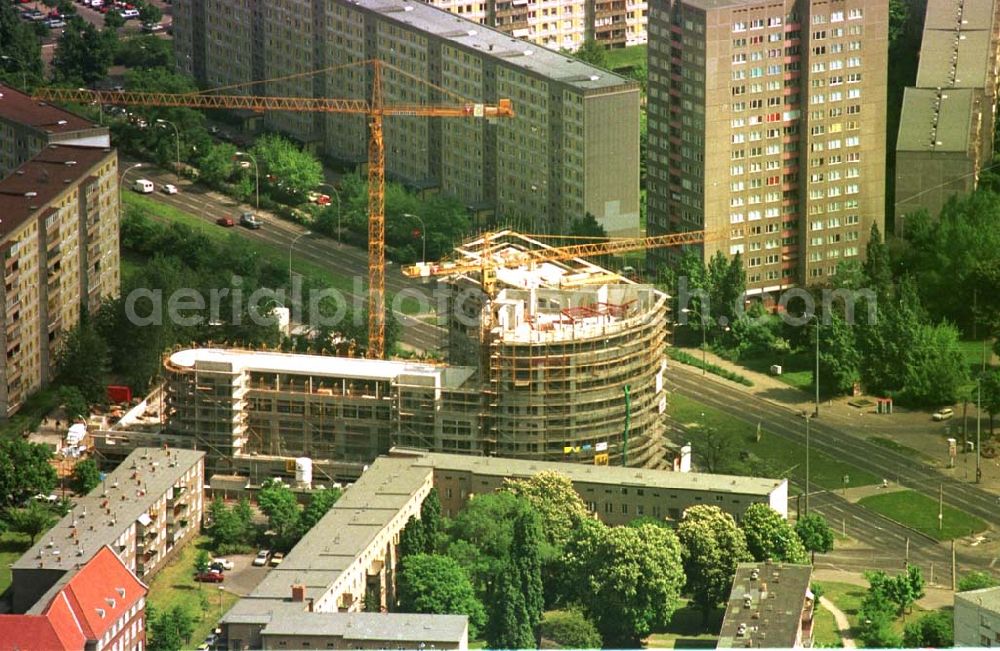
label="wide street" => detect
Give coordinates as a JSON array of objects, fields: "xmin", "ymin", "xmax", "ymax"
[{"xmin": 126, "ymin": 163, "xmax": 446, "ymax": 352}]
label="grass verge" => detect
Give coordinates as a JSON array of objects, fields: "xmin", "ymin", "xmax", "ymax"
[
  {"xmin": 669, "ymin": 349, "xmax": 754, "ymax": 387},
  {"xmin": 670, "ymin": 393, "xmax": 878, "ymax": 489},
  {"xmin": 857, "ymin": 490, "xmax": 987, "ymax": 541},
  {"xmin": 812, "ymin": 599, "xmax": 843, "ymax": 647},
  {"xmin": 644, "ymin": 598, "xmax": 722, "ymax": 649},
  {"xmin": 144, "ymin": 535, "xmax": 241, "ymax": 647},
  {"xmin": 868, "ymin": 436, "xmax": 932, "ymax": 462}
]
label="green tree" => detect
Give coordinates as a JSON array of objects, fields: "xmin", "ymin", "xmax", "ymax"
[
  {"xmin": 502, "ymin": 471, "xmax": 588, "ymax": 550},
  {"xmin": 815, "ymin": 310, "xmax": 861, "ymax": 395},
  {"xmin": 51, "ymin": 18, "xmax": 117, "ymax": 85},
  {"xmin": 571, "ymin": 38, "xmax": 608, "ymax": 69},
  {"xmin": 103, "ymin": 8, "xmax": 124, "ymax": 30},
  {"xmin": 196, "ymin": 142, "xmax": 239, "ymax": 186},
  {"xmin": 4, "ymin": 501, "xmax": 57, "ymax": 545},
  {"xmin": 251, "ymin": 133, "xmax": 323, "ymax": 198},
  {"xmin": 540, "ymin": 610, "xmax": 602, "ymax": 649},
  {"xmin": 741, "ymin": 503, "xmax": 808, "ymax": 564},
  {"xmin": 420, "ymin": 488, "xmax": 442, "ymax": 553},
  {"xmin": 486, "ymin": 561, "xmax": 535, "ymax": 650},
  {"xmin": 958, "ymin": 571, "xmax": 999, "ymax": 592},
  {"xmin": 194, "ymin": 549, "xmax": 211, "ymax": 575},
  {"xmin": 257, "ymin": 480, "xmax": 301, "ymax": 550},
  {"xmin": 903, "ymin": 610, "xmax": 953, "ymax": 648},
  {"xmin": 147, "ymin": 604, "xmax": 195, "ymax": 651},
  {"xmin": 888, "ymin": 0, "xmax": 909, "ymax": 46},
  {"xmin": 693, "ymin": 425, "xmax": 742, "ymax": 474},
  {"xmin": 397, "ymin": 554, "xmax": 486, "ymax": 638},
  {"xmin": 136, "ymin": 0, "xmax": 162, "ymax": 25},
  {"xmin": 207, "ymin": 497, "xmax": 253, "ymax": 553},
  {"xmin": 0, "ymin": 1, "xmax": 44, "ymax": 88},
  {"xmin": 445, "ymin": 492, "xmax": 531, "ymax": 598},
  {"xmin": 70, "ymin": 459, "xmax": 101, "ymax": 495},
  {"xmin": 979, "ymin": 368, "xmax": 1000, "ymax": 435},
  {"xmin": 57, "ymin": 385, "xmax": 90, "ymax": 421},
  {"xmin": 55, "ymin": 315, "xmax": 110, "ymax": 404},
  {"xmin": 900, "ymin": 322, "xmax": 969, "ymax": 406},
  {"xmin": 858, "ymin": 572, "xmax": 906, "ymax": 648},
  {"xmin": 560, "ymin": 521, "xmax": 685, "ymax": 646},
  {"xmin": 677, "ymin": 505, "xmax": 753, "ymax": 621},
  {"xmin": 511, "ymin": 505, "xmax": 545, "ymax": 635},
  {"xmin": 862, "ymin": 223, "xmax": 893, "ymax": 298},
  {"xmin": 297, "ymin": 486, "xmax": 342, "ymax": 537},
  {"xmin": 399, "ymin": 516, "xmax": 426, "ymax": 562},
  {"xmin": 794, "ymin": 513, "xmax": 834, "ymax": 563},
  {"xmin": 0, "ymin": 439, "xmax": 58, "ymax": 510}
]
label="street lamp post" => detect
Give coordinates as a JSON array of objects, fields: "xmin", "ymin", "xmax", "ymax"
[
  {"xmin": 316, "ymin": 182, "xmax": 342, "ymax": 246},
  {"xmin": 804, "ymin": 413, "xmax": 811, "ymax": 515},
  {"xmin": 218, "ymin": 585, "xmax": 225, "ymax": 622},
  {"xmin": 155, "ymin": 119, "xmax": 180, "ymax": 177},
  {"xmin": 235, "ymin": 151, "xmax": 259, "ymax": 213},
  {"xmin": 289, "ymin": 231, "xmax": 312, "ymax": 286},
  {"xmin": 807, "ymin": 313, "xmax": 821, "ymax": 417},
  {"xmin": 402, "ymin": 212, "xmax": 427, "ymax": 262},
  {"xmin": 119, "ymin": 162, "xmax": 143, "ymax": 219}
]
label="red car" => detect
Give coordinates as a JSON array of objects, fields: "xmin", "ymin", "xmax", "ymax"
[
  {"xmin": 195, "ymin": 572, "xmax": 224, "ymax": 583},
  {"xmin": 216, "ymin": 217, "xmax": 235, "ymax": 227}
]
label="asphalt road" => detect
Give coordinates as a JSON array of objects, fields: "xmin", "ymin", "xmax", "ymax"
[
  {"xmin": 124, "ymin": 164, "xmax": 446, "ymax": 352},
  {"xmin": 669, "ymin": 365, "xmax": 1000, "ymax": 529}
]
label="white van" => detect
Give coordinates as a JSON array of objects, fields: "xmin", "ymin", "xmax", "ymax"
[{"xmin": 133, "ymin": 179, "xmax": 154, "ymax": 194}]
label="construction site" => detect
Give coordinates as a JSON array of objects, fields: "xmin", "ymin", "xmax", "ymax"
[{"xmin": 143, "ymin": 231, "xmax": 674, "ymax": 480}]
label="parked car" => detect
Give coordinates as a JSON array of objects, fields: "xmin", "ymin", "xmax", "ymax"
[
  {"xmin": 932, "ymin": 408, "xmax": 955, "ymax": 421},
  {"xmin": 216, "ymin": 216, "xmax": 235, "ymax": 227},
  {"xmin": 119, "ymin": 7, "xmax": 138, "ymax": 18},
  {"xmin": 212, "ymin": 558, "xmax": 235, "ymax": 571},
  {"xmin": 45, "ymin": 18, "xmax": 65, "ymax": 28},
  {"xmin": 239, "ymin": 212, "xmax": 261, "ymax": 229},
  {"xmin": 306, "ymin": 191, "xmax": 331, "ymax": 206},
  {"xmin": 195, "ymin": 571, "xmax": 224, "ymax": 583},
  {"xmin": 252, "ymin": 550, "xmax": 270, "ymax": 566},
  {"xmin": 141, "ymin": 22, "xmax": 163, "ymax": 32},
  {"xmin": 161, "ymin": 183, "xmax": 178, "ymax": 195},
  {"xmin": 269, "ymin": 552, "xmax": 285, "ymax": 567}
]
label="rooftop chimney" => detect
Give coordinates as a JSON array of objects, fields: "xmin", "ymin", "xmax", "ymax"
[{"xmin": 291, "ymin": 584, "xmax": 306, "ymax": 603}]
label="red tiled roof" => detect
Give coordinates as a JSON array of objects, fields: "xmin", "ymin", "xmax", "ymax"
[
  {"xmin": 0, "ymin": 84, "xmax": 97, "ymax": 135},
  {"xmin": 0, "ymin": 615, "xmax": 74, "ymax": 651},
  {"xmin": 50, "ymin": 546, "xmax": 147, "ymax": 641},
  {"xmin": 45, "ymin": 593, "xmax": 87, "ymax": 650}
]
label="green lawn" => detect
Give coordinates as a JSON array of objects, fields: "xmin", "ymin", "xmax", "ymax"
[
  {"xmin": 0, "ymin": 532, "xmax": 31, "ymax": 596},
  {"xmin": 644, "ymin": 598, "xmax": 722, "ymax": 649},
  {"xmin": 812, "ymin": 599, "xmax": 843, "ymax": 647},
  {"xmin": 857, "ymin": 490, "xmax": 987, "ymax": 541},
  {"xmin": 867, "ymin": 436, "xmax": 932, "ymax": 462},
  {"xmin": 125, "ymin": 193, "xmax": 426, "ymax": 316},
  {"xmin": 956, "ymin": 339, "xmax": 993, "ymax": 370},
  {"xmin": 814, "ymin": 580, "xmax": 926, "ymax": 639},
  {"xmin": 671, "ymin": 393, "xmax": 879, "ymax": 490},
  {"xmin": 606, "ymin": 44, "xmax": 647, "ymax": 72},
  {"xmin": 724, "ymin": 351, "xmax": 820, "ymax": 394},
  {"xmin": 145, "ymin": 535, "xmax": 240, "ymax": 647}
]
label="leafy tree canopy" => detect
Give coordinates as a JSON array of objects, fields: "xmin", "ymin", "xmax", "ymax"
[
  {"xmin": 677, "ymin": 505, "xmax": 753, "ymax": 619},
  {"xmin": 70, "ymin": 459, "xmax": 101, "ymax": 495},
  {"xmin": 0, "ymin": 439, "xmax": 58, "ymax": 510},
  {"xmin": 903, "ymin": 610, "xmax": 953, "ymax": 648},
  {"xmin": 540, "ymin": 610, "xmax": 603, "ymax": 649},
  {"xmin": 741, "ymin": 503, "xmax": 808, "ymax": 564},
  {"xmin": 958, "ymin": 571, "xmax": 999, "ymax": 592},
  {"xmin": 4, "ymin": 500, "xmax": 58, "ymax": 545},
  {"xmin": 502, "ymin": 471, "xmax": 589, "ymax": 549},
  {"xmin": 397, "ymin": 554, "xmax": 486, "ymax": 638},
  {"xmin": 794, "ymin": 513, "xmax": 835, "ymax": 562}
]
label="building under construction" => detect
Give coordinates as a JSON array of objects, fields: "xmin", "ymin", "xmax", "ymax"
[{"xmin": 161, "ymin": 232, "xmax": 671, "ymax": 477}]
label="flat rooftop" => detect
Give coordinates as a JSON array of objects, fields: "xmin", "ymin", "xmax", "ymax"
[
  {"xmin": 897, "ymin": 87, "xmax": 977, "ymax": 152},
  {"xmin": 222, "ymin": 601, "xmax": 467, "ymax": 643},
  {"xmin": 243, "ymin": 456, "xmax": 433, "ymax": 603},
  {"xmin": 400, "ymin": 449, "xmax": 785, "ymax": 496},
  {"xmin": 0, "ymin": 84, "xmax": 100, "ymax": 136},
  {"xmin": 955, "ymin": 585, "xmax": 1000, "ymax": 612},
  {"xmin": 167, "ymin": 348, "xmax": 476, "ymax": 388},
  {"xmin": 717, "ymin": 561, "xmax": 813, "ymax": 648},
  {"xmin": 924, "ymin": 0, "xmax": 996, "ymax": 31},
  {"xmin": 916, "ymin": 29, "xmax": 992, "ymax": 89},
  {"xmin": 12, "ymin": 448, "xmax": 205, "ymax": 573},
  {"xmin": 0, "ymin": 145, "xmax": 116, "ymax": 241},
  {"xmin": 351, "ymin": 0, "xmax": 635, "ymax": 91}
]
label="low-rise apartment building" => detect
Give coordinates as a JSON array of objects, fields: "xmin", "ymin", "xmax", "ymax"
[
  {"xmin": 895, "ymin": 0, "xmax": 1000, "ymax": 232},
  {"xmin": 10, "ymin": 447, "xmax": 205, "ymax": 613},
  {"xmin": 172, "ymin": 0, "xmax": 640, "ymax": 235},
  {"xmin": 955, "ymin": 585, "xmax": 1000, "ymax": 647},
  {"xmin": 0, "ymin": 546, "xmax": 148, "ymax": 651},
  {"xmin": 717, "ymin": 561, "xmax": 814, "ymax": 648},
  {"xmin": 398, "ymin": 448, "xmax": 788, "ymax": 522},
  {"xmin": 424, "ymin": 0, "xmax": 647, "ymax": 51},
  {"xmin": 0, "ymin": 84, "xmax": 111, "ymax": 178}
]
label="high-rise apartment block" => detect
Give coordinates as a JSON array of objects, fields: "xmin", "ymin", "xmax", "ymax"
[
  {"xmin": 895, "ymin": 0, "xmax": 999, "ymax": 233},
  {"xmin": 423, "ymin": 0, "xmax": 648, "ymax": 51},
  {"xmin": 0, "ymin": 86, "xmax": 120, "ymax": 417},
  {"xmin": 172, "ymin": 0, "xmax": 641, "ymax": 235},
  {"xmin": 647, "ymin": 0, "xmax": 887, "ymax": 294}
]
